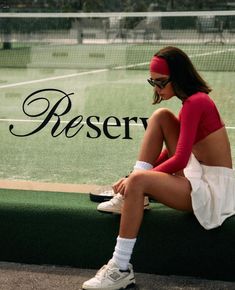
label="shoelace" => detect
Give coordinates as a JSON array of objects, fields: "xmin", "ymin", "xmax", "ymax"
[
  {"xmin": 110, "ymin": 194, "xmax": 123, "ymax": 205},
  {"xmin": 95, "ymin": 264, "xmax": 119, "ymax": 280},
  {"xmin": 95, "ymin": 265, "xmax": 109, "ymax": 279}
]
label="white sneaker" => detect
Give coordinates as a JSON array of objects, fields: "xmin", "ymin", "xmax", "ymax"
[
  {"xmin": 82, "ymin": 259, "xmax": 135, "ymax": 290},
  {"xmin": 97, "ymin": 193, "xmax": 150, "ymax": 214}
]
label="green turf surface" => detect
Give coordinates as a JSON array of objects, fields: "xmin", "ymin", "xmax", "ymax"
[
  {"xmin": 0, "ymin": 188, "xmax": 235, "ymax": 281},
  {"xmin": 0, "ymin": 44, "xmax": 235, "ymax": 185}
]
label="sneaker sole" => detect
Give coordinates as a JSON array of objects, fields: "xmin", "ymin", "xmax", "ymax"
[
  {"xmin": 125, "ymin": 282, "xmax": 136, "ymax": 289},
  {"xmin": 82, "ymin": 278, "xmax": 135, "ymax": 290},
  {"xmin": 90, "ymin": 193, "xmax": 114, "ymax": 203}
]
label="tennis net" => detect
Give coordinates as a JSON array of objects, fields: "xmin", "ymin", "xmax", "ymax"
[{"xmin": 0, "ymin": 11, "xmax": 235, "ymax": 71}]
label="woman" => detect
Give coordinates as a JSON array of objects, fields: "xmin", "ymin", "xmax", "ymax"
[{"xmin": 82, "ymin": 46, "xmax": 235, "ymax": 290}]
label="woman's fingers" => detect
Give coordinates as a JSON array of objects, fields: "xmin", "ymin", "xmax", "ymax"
[{"xmin": 112, "ymin": 178, "xmax": 126, "ymax": 194}]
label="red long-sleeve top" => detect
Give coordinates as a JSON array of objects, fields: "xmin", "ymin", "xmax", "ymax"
[{"xmin": 152, "ymin": 92, "xmax": 224, "ymax": 174}]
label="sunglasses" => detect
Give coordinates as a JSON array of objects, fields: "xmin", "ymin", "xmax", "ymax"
[{"xmin": 147, "ymin": 78, "xmax": 171, "ymax": 89}]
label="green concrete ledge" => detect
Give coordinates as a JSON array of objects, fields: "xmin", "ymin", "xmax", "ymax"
[{"xmin": 0, "ymin": 188, "xmax": 234, "ymax": 282}]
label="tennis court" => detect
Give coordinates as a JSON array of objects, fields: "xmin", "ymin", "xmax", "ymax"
[{"xmin": 0, "ymin": 12, "xmax": 235, "ymax": 187}]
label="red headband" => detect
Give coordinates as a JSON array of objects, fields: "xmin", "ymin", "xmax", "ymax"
[{"xmin": 150, "ymin": 56, "xmax": 170, "ymax": 75}]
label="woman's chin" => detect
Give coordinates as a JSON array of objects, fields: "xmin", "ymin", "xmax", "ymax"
[{"xmin": 160, "ymin": 94, "xmax": 173, "ymax": 100}]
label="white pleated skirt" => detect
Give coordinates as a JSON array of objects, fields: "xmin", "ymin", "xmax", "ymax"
[{"xmin": 184, "ymin": 154, "xmax": 235, "ymax": 230}]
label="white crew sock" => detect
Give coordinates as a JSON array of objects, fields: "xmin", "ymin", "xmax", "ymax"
[
  {"xmin": 112, "ymin": 236, "xmax": 137, "ymax": 270},
  {"xmin": 133, "ymin": 160, "xmax": 153, "ymax": 171}
]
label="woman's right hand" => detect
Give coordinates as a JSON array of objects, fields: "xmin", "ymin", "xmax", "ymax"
[{"xmin": 112, "ymin": 177, "xmax": 127, "ymax": 195}]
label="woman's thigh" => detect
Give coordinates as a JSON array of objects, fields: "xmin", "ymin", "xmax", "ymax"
[
  {"xmin": 149, "ymin": 108, "xmax": 180, "ymax": 156},
  {"xmin": 128, "ymin": 170, "xmax": 193, "ymax": 211}
]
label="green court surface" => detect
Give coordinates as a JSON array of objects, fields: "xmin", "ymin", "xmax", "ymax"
[{"xmin": 0, "ymin": 43, "xmax": 235, "ymax": 186}]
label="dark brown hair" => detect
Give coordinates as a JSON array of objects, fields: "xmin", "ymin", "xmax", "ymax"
[{"xmin": 152, "ymin": 46, "xmax": 212, "ymax": 104}]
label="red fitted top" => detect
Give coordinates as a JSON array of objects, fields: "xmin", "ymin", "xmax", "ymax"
[{"xmin": 152, "ymin": 92, "xmax": 224, "ymax": 174}]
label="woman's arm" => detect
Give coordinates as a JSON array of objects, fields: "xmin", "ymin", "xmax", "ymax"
[
  {"xmin": 154, "ymin": 148, "xmax": 169, "ymax": 166},
  {"xmin": 152, "ymin": 98, "xmax": 203, "ymax": 174}
]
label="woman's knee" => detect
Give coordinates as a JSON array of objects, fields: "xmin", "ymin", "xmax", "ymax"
[
  {"xmin": 149, "ymin": 108, "xmax": 180, "ymax": 151},
  {"xmin": 150, "ymin": 108, "xmax": 178, "ymax": 125},
  {"xmin": 125, "ymin": 171, "xmax": 147, "ymax": 196}
]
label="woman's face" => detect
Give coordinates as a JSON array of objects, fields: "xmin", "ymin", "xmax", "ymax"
[{"xmin": 150, "ymin": 72, "xmax": 175, "ymax": 101}]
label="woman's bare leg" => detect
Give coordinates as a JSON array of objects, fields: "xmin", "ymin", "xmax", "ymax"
[
  {"xmin": 119, "ymin": 171, "xmax": 192, "ymax": 238},
  {"xmin": 110, "ymin": 107, "xmax": 190, "ymax": 273},
  {"xmin": 137, "ymin": 108, "xmax": 180, "ymax": 164},
  {"xmin": 118, "ymin": 108, "xmax": 191, "ymax": 238}
]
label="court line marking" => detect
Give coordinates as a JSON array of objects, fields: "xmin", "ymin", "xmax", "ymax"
[
  {"xmin": 0, "ymin": 48, "xmax": 235, "ymax": 89},
  {"xmin": 0, "ymin": 69, "xmax": 109, "ymax": 89},
  {"xmin": 0, "ymin": 118, "xmax": 234, "ymax": 130},
  {"xmin": 189, "ymin": 48, "xmax": 235, "ymax": 58},
  {"xmin": 0, "ymin": 118, "xmax": 143, "ymax": 127}
]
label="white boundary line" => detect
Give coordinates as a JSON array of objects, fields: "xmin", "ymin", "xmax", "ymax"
[
  {"xmin": 189, "ymin": 48, "xmax": 235, "ymax": 58},
  {"xmin": 0, "ymin": 118, "xmax": 234, "ymax": 130},
  {"xmin": 0, "ymin": 118, "xmax": 143, "ymax": 127},
  {"xmin": 0, "ymin": 62, "xmax": 150, "ymax": 89},
  {"xmin": 0, "ymin": 68, "xmax": 109, "ymax": 89}
]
